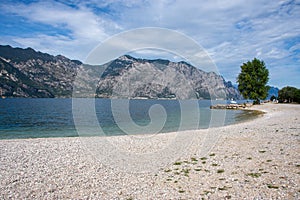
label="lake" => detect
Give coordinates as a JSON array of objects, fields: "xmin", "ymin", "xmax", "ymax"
[{"xmin": 0, "ymin": 98, "xmax": 258, "ymax": 139}]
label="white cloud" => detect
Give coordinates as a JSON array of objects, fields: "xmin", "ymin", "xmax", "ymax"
[
  {"xmin": 5, "ymin": 1, "xmax": 113, "ymax": 39},
  {"xmin": 1, "ymin": 0, "xmax": 121, "ymax": 60}
]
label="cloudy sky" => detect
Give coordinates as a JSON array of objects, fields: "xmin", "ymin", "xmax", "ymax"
[{"xmin": 0, "ymin": 0, "xmax": 299, "ymax": 88}]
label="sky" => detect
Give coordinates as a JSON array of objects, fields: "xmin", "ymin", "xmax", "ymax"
[{"xmin": 0, "ymin": 0, "xmax": 299, "ymax": 88}]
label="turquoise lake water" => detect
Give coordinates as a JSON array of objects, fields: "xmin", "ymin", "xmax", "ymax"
[{"xmin": 0, "ymin": 98, "xmax": 258, "ymax": 139}]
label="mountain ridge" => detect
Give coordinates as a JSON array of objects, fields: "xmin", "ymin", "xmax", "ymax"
[{"xmin": 0, "ymin": 45, "xmax": 241, "ymax": 99}]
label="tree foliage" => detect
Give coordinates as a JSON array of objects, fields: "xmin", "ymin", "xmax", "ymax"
[
  {"xmin": 278, "ymin": 86, "xmax": 300, "ymax": 103},
  {"xmin": 237, "ymin": 58, "xmax": 269, "ymax": 104}
]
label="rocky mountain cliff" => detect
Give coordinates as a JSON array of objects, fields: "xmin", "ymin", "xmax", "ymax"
[
  {"xmin": 94, "ymin": 55, "xmax": 241, "ymax": 99},
  {"xmin": 0, "ymin": 45, "xmax": 80, "ymax": 97},
  {"xmin": 0, "ymin": 45, "xmax": 241, "ymax": 99}
]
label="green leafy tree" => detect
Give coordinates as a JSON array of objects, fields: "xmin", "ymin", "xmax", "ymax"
[
  {"xmin": 278, "ymin": 86, "xmax": 300, "ymax": 103},
  {"xmin": 270, "ymin": 95, "xmax": 277, "ymax": 102},
  {"xmin": 237, "ymin": 58, "xmax": 269, "ymax": 104}
]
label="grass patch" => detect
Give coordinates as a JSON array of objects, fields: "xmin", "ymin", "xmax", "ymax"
[
  {"xmin": 203, "ymin": 190, "xmax": 211, "ymax": 195},
  {"xmin": 266, "ymin": 160, "xmax": 272, "ymax": 162},
  {"xmin": 174, "ymin": 161, "xmax": 182, "ymax": 165},
  {"xmin": 178, "ymin": 190, "xmax": 185, "ymax": 193},
  {"xmin": 182, "ymin": 168, "xmax": 190, "ymax": 176},
  {"xmin": 247, "ymin": 173, "xmax": 261, "ymax": 178},
  {"xmin": 247, "ymin": 157, "xmax": 252, "ymax": 160},
  {"xmin": 267, "ymin": 184, "xmax": 279, "ymax": 189},
  {"xmin": 194, "ymin": 168, "xmax": 202, "ymax": 171},
  {"xmin": 191, "ymin": 157, "xmax": 198, "ymax": 162},
  {"xmin": 200, "ymin": 157, "xmax": 207, "ymax": 160},
  {"xmin": 212, "ymin": 163, "xmax": 218, "ymax": 167},
  {"xmin": 166, "ymin": 178, "xmax": 172, "ymax": 181},
  {"xmin": 209, "ymin": 153, "xmax": 216, "ymax": 156},
  {"xmin": 217, "ymin": 169, "xmax": 225, "ymax": 173},
  {"xmin": 164, "ymin": 169, "xmax": 172, "ymax": 172},
  {"xmin": 259, "ymin": 150, "xmax": 266, "ymax": 153},
  {"xmin": 202, "ymin": 161, "xmax": 206, "ymax": 164},
  {"xmin": 218, "ymin": 186, "xmax": 227, "ymax": 191}
]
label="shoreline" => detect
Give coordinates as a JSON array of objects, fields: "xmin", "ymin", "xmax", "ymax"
[{"xmin": 0, "ymin": 103, "xmax": 299, "ymax": 199}]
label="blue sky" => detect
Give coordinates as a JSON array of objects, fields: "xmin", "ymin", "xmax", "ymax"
[{"xmin": 0, "ymin": 0, "xmax": 299, "ymax": 88}]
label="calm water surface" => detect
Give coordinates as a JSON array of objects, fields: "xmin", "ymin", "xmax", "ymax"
[{"xmin": 0, "ymin": 98, "xmax": 258, "ymax": 139}]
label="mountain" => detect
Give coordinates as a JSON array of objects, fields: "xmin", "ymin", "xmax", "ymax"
[
  {"xmin": 0, "ymin": 58, "xmax": 53, "ymax": 97},
  {"xmin": 267, "ymin": 86, "xmax": 279, "ymax": 99},
  {"xmin": 0, "ymin": 45, "xmax": 241, "ymax": 99},
  {"xmin": 93, "ymin": 55, "xmax": 241, "ymax": 99},
  {"xmin": 0, "ymin": 45, "xmax": 80, "ymax": 97}
]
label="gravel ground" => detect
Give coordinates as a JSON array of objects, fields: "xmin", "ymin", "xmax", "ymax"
[{"xmin": 0, "ymin": 103, "xmax": 299, "ymax": 199}]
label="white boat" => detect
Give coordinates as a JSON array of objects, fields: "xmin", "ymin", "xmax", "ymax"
[{"xmin": 230, "ymin": 99, "xmax": 237, "ymax": 104}]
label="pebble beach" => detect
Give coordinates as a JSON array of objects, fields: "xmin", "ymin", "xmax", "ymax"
[{"xmin": 0, "ymin": 103, "xmax": 299, "ymax": 199}]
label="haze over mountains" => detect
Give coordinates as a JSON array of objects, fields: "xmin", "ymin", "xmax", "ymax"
[{"xmin": 0, "ymin": 45, "xmax": 241, "ymax": 99}]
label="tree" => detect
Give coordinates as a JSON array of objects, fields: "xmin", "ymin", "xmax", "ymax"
[
  {"xmin": 270, "ymin": 95, "xmax": 277, "ymax": 102},
  {"xmin": 237, "ymin": 58, "xmax": 269, "ymax": 104},
  {"xmin": 278, "ymin": 86, "xmax": 300, "ymax": 103}
]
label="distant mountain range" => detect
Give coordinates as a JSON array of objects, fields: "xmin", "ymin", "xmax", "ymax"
[
  {"xmin": 267, "ymin": 86, "xmax": 279, "ymax": 99},
  {"xmin": 0, "ymin": 45, "xmax": 241, "ymax": 99}
]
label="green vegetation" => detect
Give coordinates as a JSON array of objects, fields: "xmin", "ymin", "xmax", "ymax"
[
  {"xmin": 217, "ymin": 169, "xmax": 225, "ymax": 173},
  {"xmin": 247, "ymin": 172, "xmax": 261, "ymax": 178},
  {"xmin": 191, "ymin": 157, "xmax": 198, "ymax": 162},
  {"xmin": 174, "ymin": 161, "xmax": 182, "ymax": 165},
  {"xmin": 278, "ymin": 86, "xmax": 300, "ymax": 103},
  {"xmin": 267, "ymin": 184, "xmax": 279, "ymax": 189},
  {"xmin": 218, "ymin": 186, "xmax": 228, "ymax": 191},
  {"xmin": 182, "ymin": 168, "xmax": 190, "ymax": 176},
  {"xmin": 270, "ymin": 95, "xmax": 277, "ymax": 101},
  {"xmin": 237, "ymin": 58, "xmax": 269, "ymax": 104}
]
